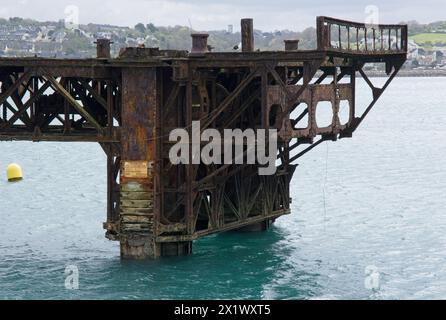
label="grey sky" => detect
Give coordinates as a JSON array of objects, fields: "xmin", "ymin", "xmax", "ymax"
[{"xmin": 0, "ymin": 0, "xmax": 444, "ymax": 31}]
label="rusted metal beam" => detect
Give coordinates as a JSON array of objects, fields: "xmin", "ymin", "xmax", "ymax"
[
  {"xmin": 347, "ymin": 65, "xmax": 401, "ymax": 133},
  {"xmin": 0, "ymin": 81, "xmax": 51, "ymax": 130},
  {"xmin": 221, "ymin": 88, "xmax": 260, "ymax": 128},
  {"xmin": 201, "ymin": 67, "xmax": 260, "ymax": 130},
  {"xmin": 77, "ymin": 79, "xmax": 108, "ymax": 110},
  {"xmin": 44, "ymin": 74, "xmax": 105, "ymax": 134},
  {"xmin": 0, "ymin": 70, "xmax": 32, "ymax": 107}
]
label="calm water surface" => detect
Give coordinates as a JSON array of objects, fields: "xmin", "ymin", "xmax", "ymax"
[{"xmin": 0, "ymin": 77, "xmax": 445, "ymax": 299}]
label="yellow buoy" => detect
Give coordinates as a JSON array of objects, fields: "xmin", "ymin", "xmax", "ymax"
[{"xmin": 7, "ymin": 163, "xmax": 23, "ymax": 182}]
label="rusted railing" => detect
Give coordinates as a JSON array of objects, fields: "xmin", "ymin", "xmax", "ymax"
[{"xmin": 317, "ymin": 16, "xmax": 407, "ymax": 53}]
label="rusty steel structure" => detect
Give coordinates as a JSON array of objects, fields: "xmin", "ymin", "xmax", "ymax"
[{"xmin": 0, "ymin": 17, "xmax": 407, "ymax": 259}]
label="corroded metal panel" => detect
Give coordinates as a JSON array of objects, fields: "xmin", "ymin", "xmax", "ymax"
[{"xmin": 119, "ymin": 67, "xmax": 159, "ymax": 258}]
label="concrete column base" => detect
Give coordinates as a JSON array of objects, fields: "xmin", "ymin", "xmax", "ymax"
[
  {"xmin": 120, "ymin": 236, "xmax": 159, "ymax": 259},
  {"xmin": 120, "ymin": 235, "xmax": 192, "ymax": 259}
]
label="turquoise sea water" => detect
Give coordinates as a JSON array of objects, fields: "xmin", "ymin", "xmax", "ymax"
[{"xmin": 1, "ymin": 77, "xmax": 446, "ymax": 299}]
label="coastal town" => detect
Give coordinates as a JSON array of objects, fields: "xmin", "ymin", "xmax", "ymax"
[{"xmin": 0, "ymin": 17, "xmax": 445, "ymax": 73}]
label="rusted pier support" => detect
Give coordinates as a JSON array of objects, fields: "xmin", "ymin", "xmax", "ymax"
[
  {"xmin": 118, "ymin": 68, "xmax": 158, "ymax": 258},
  {"xmin": 0, "ymin": 17, "xmax": 407, "ymax": 259},
  {"xmin": 118, "ymin": 68, "xmax": 192, "ymax": 258}
]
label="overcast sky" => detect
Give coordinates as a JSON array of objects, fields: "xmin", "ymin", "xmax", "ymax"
[{"xmin": 0, "ymin": 0, "xmax": 444, "ymax": 31}]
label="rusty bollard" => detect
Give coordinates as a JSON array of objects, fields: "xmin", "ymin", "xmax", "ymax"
[{"xmin": 191, "ymin": 33, "xmax": 209, "ymax": 54}]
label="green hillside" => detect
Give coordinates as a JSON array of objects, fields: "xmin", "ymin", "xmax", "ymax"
[{"xmin": 410, "ymin": 33, "xmax": 446, "ymax": 46}]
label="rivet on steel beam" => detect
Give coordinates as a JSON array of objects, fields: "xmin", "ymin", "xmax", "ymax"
[
  {"xmin": 95, "ymin": 38, "xmax": 112, "ymax": 59},
  {"xmin": 284, "ymin": 39, "xmax": 300, "ymax": 51},
  {"xmin": 191, "ymin": 33, "xmax": 209, "ymax": 54},
  {"xmin": 241, "ymin": 18, "xmax": 254, "ymax": 52}
]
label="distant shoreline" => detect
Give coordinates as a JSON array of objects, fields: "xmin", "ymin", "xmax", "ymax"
[{"xmin": 365, "ymin": 69, "xmax": 446, "ymax": 77}]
